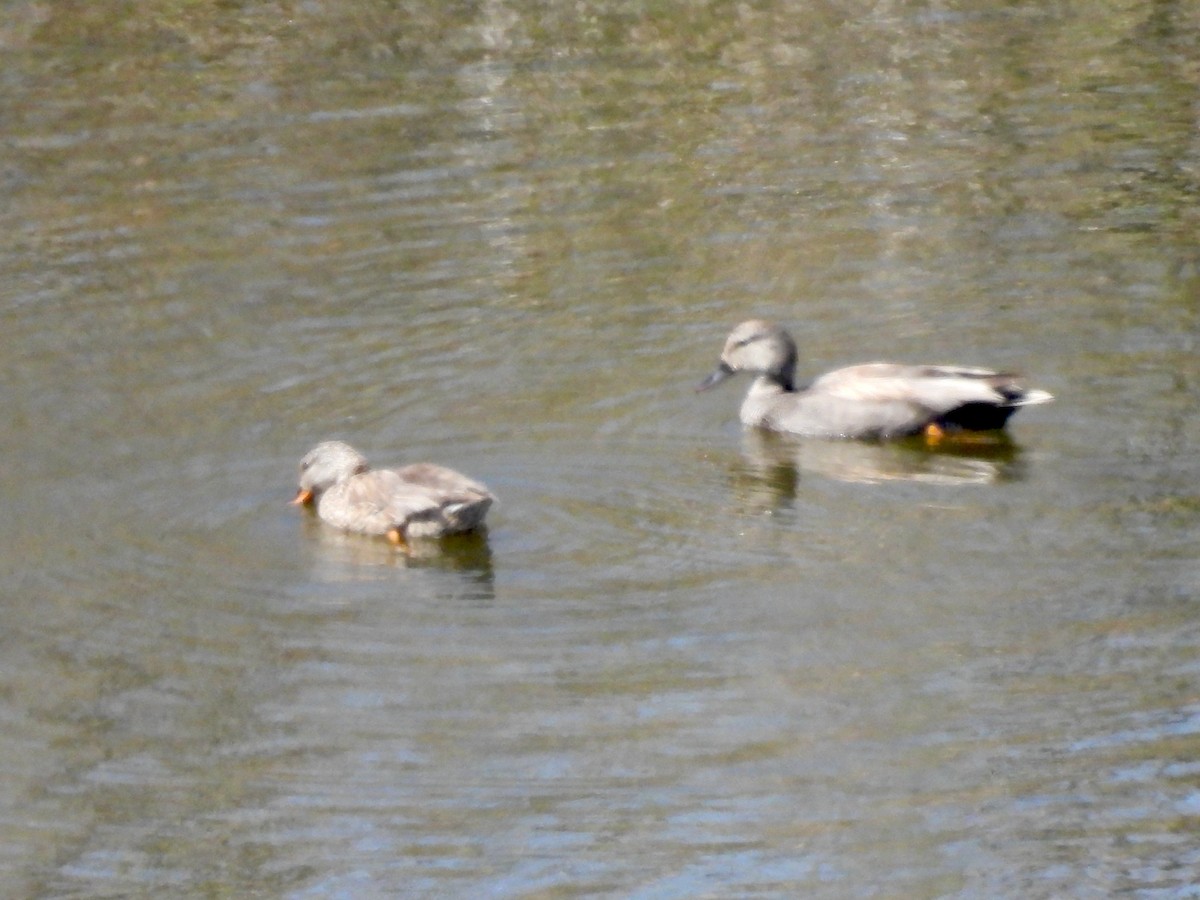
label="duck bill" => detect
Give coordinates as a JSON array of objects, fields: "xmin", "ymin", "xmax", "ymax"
[
  {"xmin": 696, "ymin": 362, "xmax": 735, "ymax": 392},
  {"xmin": 291, "ymin": 488, "xmax": 314, "ymax": 506}
]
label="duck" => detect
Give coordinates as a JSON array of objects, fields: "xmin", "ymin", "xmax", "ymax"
[
  {"xmin": 697, "ymin": 319, "xmax": 1053, "ymax": 440},
  {"xmin": 292, "ymin": 441, "xmax": 494, "ymax": 546}
]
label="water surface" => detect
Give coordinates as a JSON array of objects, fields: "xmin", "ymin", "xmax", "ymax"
[{"xmin": 2, "ymin": 1, "xmax": 1199, "ymax": 896}]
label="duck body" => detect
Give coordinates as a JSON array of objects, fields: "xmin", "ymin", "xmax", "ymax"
[
  {"xmin": 294, "ymin": 441, "xmax": 493, "ymax": 543},
  {"xmin": 699, "ymin": 320, "xmax": 1053, "ymax": 440}
]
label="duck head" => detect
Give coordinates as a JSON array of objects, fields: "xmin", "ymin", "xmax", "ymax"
[
  {"xmin": 293, "ymin": 440, "xmax": 368, "ymax": 505},
  {"xmin": 697, "ymin": 319, "xmax": 798, "ymax": 392}
]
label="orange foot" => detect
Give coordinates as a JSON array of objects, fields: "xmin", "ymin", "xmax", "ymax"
[
  {"xmin": 386, "ymin": 527, "xmax": 409, "ymax": 549},
  {"xmin": 923, "ymin": 422, "xmax": 945, "ymax": 445}
]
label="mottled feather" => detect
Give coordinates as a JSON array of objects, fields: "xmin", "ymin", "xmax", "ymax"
[{"xmin": 295, "ymin": 441, "xmax": 494, "ymax": 540}]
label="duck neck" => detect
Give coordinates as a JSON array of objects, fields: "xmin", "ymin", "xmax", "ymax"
[
  {"xmin": 740, "ymin": 374, "xmax": 791, "ymax": 428},
  {"xmin": 768, "ymin": 343, "xmax": 797, "ymax": 392},
  {"xmin": 755, "ymin": 369, "xmax": 795, "ymax": 393},
  {"xmin": 748, "ymin": 372, "xmax": 791, "ymax": 398}
]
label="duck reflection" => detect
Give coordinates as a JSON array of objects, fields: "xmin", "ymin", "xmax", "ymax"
[
  {"xmin": 299, "ymin": 515, "xmax": 495, "ymax": 597},
  {"xmin": 731, "ymin": 428, "xmax": 1026, "ymax": 509}
]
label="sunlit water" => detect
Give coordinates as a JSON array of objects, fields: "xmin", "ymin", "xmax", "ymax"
[{"xmin": 2, "ymin": 1, "xmax": 1199, "ymax": 896}]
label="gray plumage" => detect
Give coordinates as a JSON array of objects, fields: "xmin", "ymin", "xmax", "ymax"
[
  {"xmin": 698, "ymin": 319, "xmax": 1053, "ymax": 439},
  {"xmin": 294, "ymin": 441, "xmax": 493, "ymax": 541}
]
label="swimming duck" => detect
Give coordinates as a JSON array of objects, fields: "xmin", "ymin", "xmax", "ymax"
[
  {"xmin": 698, "ymin": 319, "xmax": 1053, "ymax": 440},
  {"xmin": 292, "ymin": 441, "xmax": 494, "ymax": 545}
]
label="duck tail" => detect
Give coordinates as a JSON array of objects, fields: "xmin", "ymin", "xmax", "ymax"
[
  {"xmin": 986, "ymin": 373, "xmax": 1053, "ymax": 408},
  {"xmin": 1010, "ymin": 387, "xmax": 1054, "ymax": 407}
]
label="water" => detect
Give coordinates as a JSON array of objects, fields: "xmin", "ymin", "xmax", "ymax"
[{"xmin": 2, "ymin": 1, "xmax": 1199, "ymax": 896}]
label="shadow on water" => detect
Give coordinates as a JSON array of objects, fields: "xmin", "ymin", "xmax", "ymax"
[{"xmin": 729, "ymin": 427, "xmax": 1027, "ymax": 510}]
